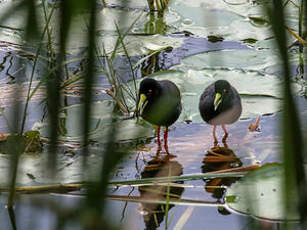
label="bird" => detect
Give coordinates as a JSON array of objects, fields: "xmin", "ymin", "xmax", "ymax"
[
  {"xmin": 199, "ymin": 80, "xmax": 242, "ymax": 145},
  {"xmin": 137, "ymin": 77, "xmax": 182, "ymax": 156}
]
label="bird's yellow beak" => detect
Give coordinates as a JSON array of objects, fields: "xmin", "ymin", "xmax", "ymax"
[
  {"xmin": 137, "ymin": 93, "xmax": 148, "ymax": 114},
  {"xmin": 214, "ymin": 93, "xmax": 222, "ymax": 111}
]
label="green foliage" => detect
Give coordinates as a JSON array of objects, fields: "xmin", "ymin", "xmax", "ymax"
[{"xmin": 226, "ymin": 164, "xmax": 299, "ymax": 221}]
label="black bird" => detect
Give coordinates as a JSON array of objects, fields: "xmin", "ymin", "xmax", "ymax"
[
  {"xmin": 199, "ymin": 80, "xmax": 242, "ymax": 144},
  {"xmin": 137, "ymin": 78, "xmax": 182, "ymax": 155}
]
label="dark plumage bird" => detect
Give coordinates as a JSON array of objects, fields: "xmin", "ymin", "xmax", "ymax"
[
  {"xmin": 199, "ymin": 80, "xmax": 242, "ymax": 144},
  {"xmin": 137, "ymin": 78, "xmax": 182, "ymax": 155}
]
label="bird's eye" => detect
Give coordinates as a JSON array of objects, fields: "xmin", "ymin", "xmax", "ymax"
[
  {"xmin": 223, "ymin": 89, "xmax": 227, "ymax": 93},
  {"xmin": 147, "ymin": 89, "xmax": 153, "ymax": 95}
]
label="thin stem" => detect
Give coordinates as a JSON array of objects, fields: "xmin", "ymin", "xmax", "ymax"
[{"xmin": 20, "ymin": 1, "xmax": 56, "ymax": 134}]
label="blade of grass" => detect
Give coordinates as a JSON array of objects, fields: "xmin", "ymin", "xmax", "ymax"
[
  {"xmin": 115, "ymin": 23, "xmax": 138, "ymax": 101},
  {"xmin": 266, "ymin": 0, "xmax": 306, "ymax": 227},
  {"xmin": 107, "ymin": 195, "xmax": 223, "ymax": 207},
  {"xmin": 109, "ymin": 172, "xmax": 246, "ymax": 186},
  {"xmin": 164, "ymin": 165, "xmax": 171, "ymax": 230},
  {"xmin": 20, "ymin": 1, "xmax": 56, "ymax": 134},
  {"xmin": 81, "ymin": 0, "xmax": 97, "ymax": 170},
  {"xmin": 7, "ymin": 0, "xmax": 39, "ymax": 210},
  {"xmin": 110, "ymin": 12, "xmax": 143, "ymax": 61}
]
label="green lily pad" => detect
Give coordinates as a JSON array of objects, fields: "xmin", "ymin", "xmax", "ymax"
[
  {"xmin": 94, "ymin": 34, "xmax": 184, "ymax": 56},
  {"xmin": 33, "ymin": 100, "xmax": 154, "ymax": 143},
  {"xmin": 225, "ymin": 164, "xmax": 299, "ymax": 221},
  {"xmin": 167, "ymin": 0, "xmax": 300, "ymax": 44},
  {"xmin": 58, "ymin": 8, "xmax": 184, "ymax": 55},
  {"xmin": 0, "ymin": 2, "xmax": 184, "ymax": 56},
  {"xmin": 178, "ymin": 49, "xmax": 281, "ymax": 72},
  {"xmin": 167, "ymin": 0, "xmax": 272, "ymax": 41},
  {"xmin": 0, "ymin": 147, "xmax": 103, "ymax": 187}
]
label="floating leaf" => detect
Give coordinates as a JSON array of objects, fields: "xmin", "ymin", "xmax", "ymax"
[
  {"xmin": 225, "ymin": 164, "xmax": 299, "ymax": 221},
  {"xmin": 33, "ymin": 101, "xmax": 154, "ymax": 143}
]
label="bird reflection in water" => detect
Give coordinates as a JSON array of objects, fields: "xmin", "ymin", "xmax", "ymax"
[
  {"xmin": 201, "ymin": 144, "xmax": 242, "ymax": 215},
  {"xmin": 138, "ymin": 155, "xmax": 184, "ymax": 229}
]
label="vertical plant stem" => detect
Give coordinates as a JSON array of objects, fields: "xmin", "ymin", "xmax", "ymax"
[
  {"xmin": 8, "ymin": 0, "xmax": 38, "ymax": 209},
  {"xmin": 155, "ymin": 0, "xmax": 161, "ymax": 11},
  {"xmin": 115, "ymin": 23, "xmax": 138, "ymax": 101},
  {"xmin": 81, "ymin": 0, "xmax": 97, "ymax": 172},
  {"xmin": 164, "ymin": 166, "xmax": 171, "ymax": 230},
  {"xmin": 46, "ymin": 0, "xmax": 71, "ymax": 175},
  {"xmin": 147, "ymin": 0, "xmax": 154, "ymax": 11},
  {"xmin": 268, "ymin": 0, "xmax": 306, "ymax": 227},
  {"xmin": 8, "ymin": 207, "xmax": 17, "ymax": 230},
  {"xmin": 20, "ymin": 1, "xmax": 56, "ymax": 134},
  {"xmin": 42, "ymin": 0, "xmax": 56, "ymax": 66},
  {"xmin": 101, "ymin": 0, "xmax": 107, "ymax": 7}
]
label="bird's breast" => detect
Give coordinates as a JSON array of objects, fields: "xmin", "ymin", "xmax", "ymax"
[{"xmin": 208, "ymin": 104, "xmax": 242, "ymax": 125}]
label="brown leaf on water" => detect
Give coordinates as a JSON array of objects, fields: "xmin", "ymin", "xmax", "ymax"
[
  {"xmin": 0, "ymin": 132, "xmax": 9, "ymax": 141},
  {"xmin": 248, "ymin": 116, "xmax": 261, "ymax": 132}
]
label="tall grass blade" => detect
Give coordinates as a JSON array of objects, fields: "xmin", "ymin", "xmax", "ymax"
[
  {"xmin": 266, "ymin": 0, "xmax": 306, "ymax": 227},
  {"xmin": 7, "ymin": 0, "xmax": 39, "ymax": 209},
  {"xmin": 81, "ymin": 0, "xmax": 97, "ymax": 171},
  {"xmin": 20, "ymin": 1, "xmax": 56, "ymax": 134},
  {"xmin": 115, "ymin": 23, "xmax": 138, "ymax": 101}
]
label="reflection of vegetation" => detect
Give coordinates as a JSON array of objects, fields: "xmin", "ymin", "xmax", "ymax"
[
  {"xmin": 145, "ymin": 12, "xmax": 167, "ymax": 35},
  {"xmin": 147, "ymin": 0, "xmax": 169, "ymax": 13}
]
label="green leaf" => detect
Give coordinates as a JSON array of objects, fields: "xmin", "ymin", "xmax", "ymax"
[
  {"xmin": 225, "ymin": 164, "xmax": 300, "ymax": 221},
  {"xmin": 33, "ymin": 101, "xmax": 154, "ymax": 143}
]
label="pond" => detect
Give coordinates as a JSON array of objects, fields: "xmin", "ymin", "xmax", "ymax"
[{"xmin": 0, "ymin": 0, "xmax": 306, "ymax": 229}]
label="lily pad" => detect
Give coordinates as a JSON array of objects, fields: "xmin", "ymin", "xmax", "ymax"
[
  {"xmin": 167, "ymin": 0, "xmax": 273, "ymax": 41},
  {"xmin": 33, "ymin": 100, "xmax": 154, "ymax": 143},
  {"xmin": 0, "ymin": 148, "xmax": 103, "ymax": 187},
  {"xmin": 178, "ymin": 49, "xmax": 281, "ymax": 72},
  {"xmin": 225, "ymin": 164, "xmax": 299, "ymax": 221}
]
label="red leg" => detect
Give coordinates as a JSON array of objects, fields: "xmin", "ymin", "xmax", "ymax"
[
  {"xmin": 221, "ymin": 125, "xmax": 229, "ymax": 147},
  {"xmin": 163, "ymin": 127, "xmax": 176, "ymax": 158},
  {"xmin": 164, "ymin": 126, "xmax": 169, "ymax": 154},
  {"xmin": 222, "ymin": 125, "xmax": 229, "ymax": 136},
  {"xmin": 222, "ymin": 134, "xmax": 228, "ymax": 147},
  {"xmin": 213, "ymin": 125, "xmax": 218, "ymax": 146},
  {"xmin": 156, "ymin": 126, "xmax": 161, "ymax": 155}
]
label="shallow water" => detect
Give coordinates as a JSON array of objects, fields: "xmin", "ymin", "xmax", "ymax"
[{"xmin": 0, "ymin": 112, "xmax": 305, "ymax": 229}]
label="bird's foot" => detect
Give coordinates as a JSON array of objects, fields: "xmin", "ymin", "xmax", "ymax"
[
  {"xmin": 165, "ymin": 152, "xmax": 177, "ymax": 158},
  {"xmin": 155, "ymin": 145, "xmax": 162, "ymax": 156},
  {"xmin": 213, "ymin": 135, "xmax": 219, "ymax": 147},
  {"xmin": 150, "ymin": 155, "xmax": 165, "ymax": 163},
  {"xmin": 157, "ymin": 147, "xmax": 176, "ymax": 158}
]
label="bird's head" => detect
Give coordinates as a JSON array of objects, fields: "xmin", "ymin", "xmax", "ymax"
[
  {"xmin": 137, "ymin": 78, "xmax": 160, "ymax": 115},
  {"xmin": 213, "ymin": 80, "xmax": 231, "ymax": 111}
]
